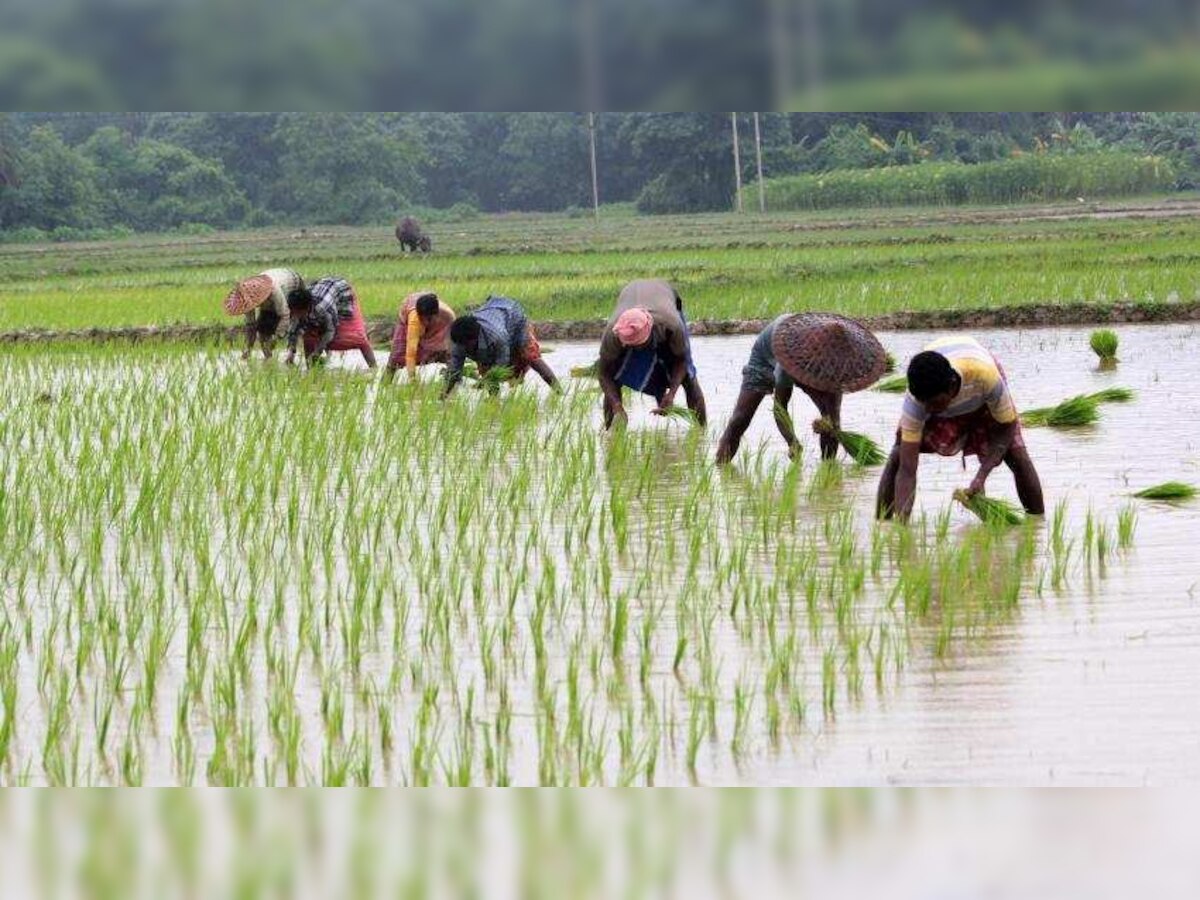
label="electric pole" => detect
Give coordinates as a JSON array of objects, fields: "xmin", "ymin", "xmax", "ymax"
[
  {"xmin": 731, "ymin": 113, "xmax": 744, "ymax": 213},
  {"xmin": 588, "ymin": 113, "xmax": 600, "ymax": 219},
  {"xmin": 753, "ymin": 112, "xmax": 766, "ymax": 213}
]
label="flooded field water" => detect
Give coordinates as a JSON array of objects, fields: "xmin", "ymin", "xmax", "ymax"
[
  {"xmin": 547, "ymin": 323, "xmax": 1200, "ymax": 785},
  {"xmin": 3, "ymin": 323, "xmax": 1199, "ymax": 785}
]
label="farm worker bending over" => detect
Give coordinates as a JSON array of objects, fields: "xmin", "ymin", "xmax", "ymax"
[
  {"xmin": 223, "ymin": 268, "xmax": 304, "ymax": 359},
  {"xmin": 598, "ymin": 279, "xmax": 707, "ymax": 429},
  {"xmin": 285, "ymin": 275, "xmax": 377, "ymax": 368},
  {"xmin": 716, "ymin": 312, "xmax": 886, "ymax": 464},
  {"xmin": 385, "ymin": 291, "xmax": 456, "ymax": 382},
  {"xmin": 443, "ymin": 296, "xmax": 559, "ymax": 396},
  {"xmin": 876, "ymin": 336, "xmax": 1045, "ymax": 521}
]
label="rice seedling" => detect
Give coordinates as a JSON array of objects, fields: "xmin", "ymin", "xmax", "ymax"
[
  {"xmin": 0, "ymin": 336, "xmax": 1145, "ymax": 786},
  {"xmin": 1020, "ymin": 394, "xmax": 1100, "ymax": 428},
  {"xmin": 882, "ymin": 351, "xmax": 897, "ymax": 374},
  {"xmin": 952, "ymin": 490, "xmax": 1025, "ymax": 526},
  {"xmin": 1084, "ymin": 386, "xmax": 1135, "ymax": 404},
  {"xmin": 1089, "ymin": 328, "xmax": 1119, "ymax": 363},
  {"xmin": 1116, "ymin": 504, "xmax": 1138, "ymax": 548},
  {"xmin": 873, "ymin": 374, "xmax": 909, "ymax": 393},
  {"xmin": 812, "ymin": 417, "xmax": 886, "ymax": 466},
  {"xmin": 659, "ymin": 405, "xmax": 702, "ymax": 427},
  {"xmin": 570, "ymin": 361, "xmax": 600, "ymax": 378},
  {"xmin": 1132, "ymin": 482, "xmax": 1198, "ymax": 502}
]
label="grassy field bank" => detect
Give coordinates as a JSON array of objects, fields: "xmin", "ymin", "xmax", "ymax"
[{"xmin": 2, "ymin": 198, "xmax": 1200, "ymax": 334}]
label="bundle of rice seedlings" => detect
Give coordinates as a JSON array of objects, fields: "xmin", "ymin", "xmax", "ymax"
[
  {"xmin": 883, "ymin": 351, "xmax": 897, "ymax": 374},
  {"xmin": 1084, "ymin": 386, "xmax": 1135, "ymax": 404},
  {"xmin": 813, "ymin": 417, "xmax": 886, "ymax": 466},
  {"xmin": 873, "ymin": 374, "xmax": 908, "ymax": 393},
  {"xmin": 1132, "ymin": 482, "xmax": 1197, "ymax": 501},
  {"xmin": 659, "ymin": 405, "xmax": 702, "ymax": 427},
  {"xmin": 570, "ymin": 360, "xmax": 600, "ymax": 378},
  {"xmin": 1089, "ymin": 329, "xmax": 1119, "ymax": 362},
  {"xmin": 953, "ymin": 489, "xmax": 1024, "ymax": 526},
  {"xmin": 1020, "ymin": 394, "xmax": 1100, "ymax": 428}
]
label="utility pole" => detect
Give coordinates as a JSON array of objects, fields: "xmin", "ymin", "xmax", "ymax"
[
  {"xmin": 731, "ymin": 112, "xmax": 744, "ymax": 213},
  {"xmin": 753, "ymin": 112, "xmax": 766, "ymax": 213},
  {"xmin": 588, "ymin": 112, "xmax": 600, "ymax": 219}
]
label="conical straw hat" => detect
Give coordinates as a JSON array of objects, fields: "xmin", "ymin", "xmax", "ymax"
[
  {"xmin": 223, "ymin": 274, "xmax": 274, "ymax": 316},
  {"xmin": 770, "ymin": 312, "xmax": 887, "ymax": 393}
]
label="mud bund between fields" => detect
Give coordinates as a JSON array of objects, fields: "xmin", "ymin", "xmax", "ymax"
[{"xmin": 6, "ymin": 299, "xmax": 1200, "ymax": 346}]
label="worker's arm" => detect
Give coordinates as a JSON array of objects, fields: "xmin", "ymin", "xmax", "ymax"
[
  {"xmin": 442, "ymin": 345, "xmax": 467, "ymax": 397},
  {"xmin": 242, "ymin": 312, "xmax": 258, "ymax": 359},
  {"xmin": 771, "ymin": 378, "xmax": 801, "ymax": 457},
  {"xmin": 405, "ymin": 312, "xmax": 423, "ymax": 378},
  {"xmin": 598, "ymin": 363, "xmax": 626, "ymax": 426},
  {"xmin": 893, "ymin": 441, "xmax": 921, "ymax": 521},
  {"xmin": 385, "ymin": 319, "xmax": 405, "ymax": 380},
  {"xmin": 308, "ymin": 305, "xmax": 336, "ymax": 361},
  {"xmin": 651, "ymin": 354, "xmax": 687, "ymax": 415},
  {"xmin": 968, "ymin": 419, "xmax": 1017, "ymax": 495}
]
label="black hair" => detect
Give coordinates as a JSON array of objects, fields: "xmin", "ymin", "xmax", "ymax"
[
  {"xmin": 906, "ymin": 351, "xmax": 959, "ymax": 402},
  {"xmin": 286, "ymin": 286, "xmax": 314, "ymax": 311},
  {"xmin": 256, "ymin": 307, "xmax": 281, "ymax": 337},
  {"xmin": 415, "ymin": 293, "xmax": 439, "ymax": 318},
  {"xmin": 450, "ymin": 315, "xmax": 480, "ymax": 345}
]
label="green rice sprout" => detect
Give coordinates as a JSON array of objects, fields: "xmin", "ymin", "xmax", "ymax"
[
  {"xmin": 952, "ymin": 489, "xmax": 1025, "ymax": 526},
  {"xmin": 872, "ymin": 374, "xmax": 908, "ymax": 393},
  {"xmin": 1021, "ymin": 394, "xmax": 1100, "ymax": 428},
  {"xmin": 882, "ymin": 351, "xmax": 897, "ymax": 374},
  {"xmin": 813, "ymin": 417, "xmax": 886, "ymax": 466},
  {"xmin": 660, "ymin": 405, "xmax": 701, "ymax": 427},
  {"xmin": 570, "ymin": 361, "xmax": 599, "ymax": 378},
  {"xmin": 1132, "ymin": 481, "xmax": 1197, "ymax": 501},
  {"xmin": 1084, "ymin": 387, "xmax": 1135, "ymax": 404},
  {"xmin": 1089, "ymin": 329, "xmax": 1119, "ymax": 362}
]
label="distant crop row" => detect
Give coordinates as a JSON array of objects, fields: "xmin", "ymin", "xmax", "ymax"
[{"xmin": 762, "ymin": 152, "xmax": 1175, "ymax": 210}]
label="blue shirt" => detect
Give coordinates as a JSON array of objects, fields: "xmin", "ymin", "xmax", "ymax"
[{"xmin": 446, "ymin": 296, "xmax": 529, "ymax": 388}]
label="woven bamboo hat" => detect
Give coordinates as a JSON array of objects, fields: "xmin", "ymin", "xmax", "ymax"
[
  {"xmin": 223, "ymin": 274, "xmax": 274, "ymax": 316},
  {"xmin": 771, "ymin": 312, "xmax": 887, "ymax": 393}
]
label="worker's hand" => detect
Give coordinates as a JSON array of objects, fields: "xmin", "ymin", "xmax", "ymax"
[
  {"xmin": 966, "ymin": 472, "xmax": 988, "ymax": 497},
  {"xmin": 610, "ymin": 406, "xmax": 629, "ymax": 429},
  {"xmin": 788, "ymin": 442, "xmax": 803, "ymax": 461}
]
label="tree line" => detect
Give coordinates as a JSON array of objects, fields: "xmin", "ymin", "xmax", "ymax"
[{"xmin": 1, "ymin": 113, "xmax": 1198, "ymax": 237}]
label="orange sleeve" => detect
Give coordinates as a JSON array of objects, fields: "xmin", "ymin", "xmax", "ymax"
[{"xmin": 405, "ymin": 310, "xmax": 423, "ymax": 373}]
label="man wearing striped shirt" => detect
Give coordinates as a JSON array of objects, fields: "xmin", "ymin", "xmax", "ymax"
[
  {"xmin": 285, "ymin": 275, "xmax": 377, "ymax": 368},
  {"xmin": 876, "ymin": 336, "xmax": 1044, "ymax": 521}
]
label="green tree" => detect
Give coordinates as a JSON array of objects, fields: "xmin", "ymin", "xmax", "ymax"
[
  {"xmin": 621, "ymin": 113, "xmax": 737, "ymax": 214},
  {"xmin": 81, "ymin": 126, "xmax": 249, "ymax": 229},
  {"xmin": 270, "ymin": 114, "xmax": 424, "ymax": 224},
  {"xmin": 0, "ymin": 124, "xmax": 101, "ymax": 230},
  {"xmin": 497, "ymin": 113, "xmax": 590, "ymax": 210}
]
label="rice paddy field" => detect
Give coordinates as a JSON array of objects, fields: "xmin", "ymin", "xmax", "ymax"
[
  {"xmin": 4, "ymin": 198, "xmax": 1200, "ymax": 333},
  {"xmin": 3, "ymin": 309, "xmax": 1199, "ymax": 784}
]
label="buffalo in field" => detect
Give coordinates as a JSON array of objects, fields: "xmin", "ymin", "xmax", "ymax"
[{"xmin": 396, "ymin": 217, "xmax": 432, "ymax": 253}]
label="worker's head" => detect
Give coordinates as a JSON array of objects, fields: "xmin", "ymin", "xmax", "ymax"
[
  {"xmin": 286, "ymin": 286, "xmax": 314, "ymax": 314},
  {"xmin": 613, "ymin": 307, "xmax": 654, "ymax": 349},
  {"xmin": 450, "ymin": 315, "xmax": 481, "ymax": 351},
  {"xmin": 415, "ymin": 293, "xmax": 440, "ymax": 322},
  {"xmin": 906, "ymin": 350, "xmax": 961, "ymax": 413}
]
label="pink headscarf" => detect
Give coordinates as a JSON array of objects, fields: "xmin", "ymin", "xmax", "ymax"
[{"xmin": 613, "ymin": 308, "xmax": 653, "ymax": 346}]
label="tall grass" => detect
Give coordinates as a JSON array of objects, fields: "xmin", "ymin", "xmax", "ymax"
[{"xmin": 762, "ymin": 152, "xmax": 1174, "ymax": 211}]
